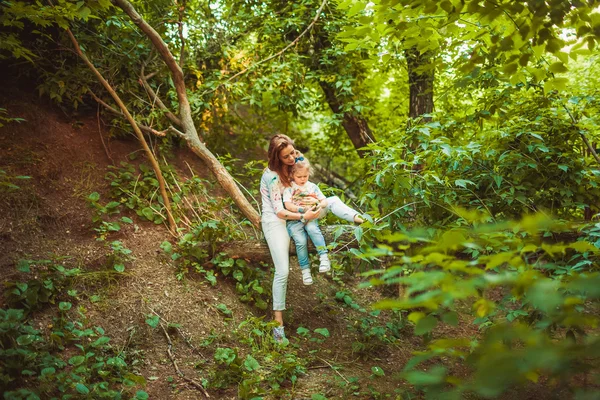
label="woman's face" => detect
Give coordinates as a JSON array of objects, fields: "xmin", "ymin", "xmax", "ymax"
[{"xmin": 279, "ymin": 144, "xmax": 296, "ymax": 166}]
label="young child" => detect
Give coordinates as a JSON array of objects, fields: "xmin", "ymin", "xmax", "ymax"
[{"xmin": 283, "ymin": 156, "xmax": 331, "ymax": 285}]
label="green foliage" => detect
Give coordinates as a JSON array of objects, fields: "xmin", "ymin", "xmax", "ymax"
[
  {"xmin": 361, "ymin": 215, "xmax": 600, "ymax": 398},
  {"xmin": 4, "ymin": 258, "xmax": 81, "ymax": 313},
  {"xmin": 105, "ymin": 162, "xmax": 176, "ymax": 225},
  {"xmin": 0, "ymin": 306, "xmax": 147, "ymax": 399},
  {"xmin": 360, "ymin": 88, "xmax": 600, "ymax": 228},
  {"xmin": 207, "ymin": 317, "xmax": 307, "ymax": 399}
]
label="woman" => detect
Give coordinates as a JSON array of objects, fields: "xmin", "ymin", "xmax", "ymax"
[{"xmin": 260, "ymin": 134, "xmax": 364, "ymax": 342}]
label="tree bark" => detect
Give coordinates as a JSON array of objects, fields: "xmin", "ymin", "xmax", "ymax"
[
  {"xmin": 318, "ymin": 80, "xmax": 375, "ymax": 158},
  {"xmin": 214, "ymin": 225, "xmax": 358, "ymax": 262},
  {"xmin": 309, "ymin": 26, "xmax": 375, "ymax": 157},
  {"xmin": 406, "ymin": 47, "xmax": 435, "ymax": 121},
  {"xmin": 113, "ymin": 0, "xmax": 261, "ymax": 228}
]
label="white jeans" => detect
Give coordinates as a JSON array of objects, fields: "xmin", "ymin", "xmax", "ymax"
[
  {"xmin": 263, "ymin": 218, "xmax": 290, "ymax": 311},
  {"xmin": 264, "ymin": 196, "xmax": 360, "ymax": 311}
]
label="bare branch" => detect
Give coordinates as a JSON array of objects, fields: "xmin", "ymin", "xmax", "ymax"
[
  {"xmin": 140, "ymin": 63, "xmax": 183, "ymax": 127},
  {"xmin": 89, "ymin": 91, "xmax": 166, "ymax": 137},
  {"xmin": 66, "ymin": 28, "xmax": 177, "ymax": 234}
]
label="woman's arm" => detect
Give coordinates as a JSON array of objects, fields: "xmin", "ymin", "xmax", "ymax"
[{"xmin": 276, "ymin": 208, "xmax": 319, "ymax": 221}]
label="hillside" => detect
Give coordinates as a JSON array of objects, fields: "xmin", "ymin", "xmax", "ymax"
[{"xmin": 0, "ymin": 87, "xmax": 427, "ymax": 399}]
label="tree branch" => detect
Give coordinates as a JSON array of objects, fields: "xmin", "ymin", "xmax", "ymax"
[
  {"xmin": 89, "ymin": 90, "xmax": 166, "ymax": 137},
  {"xmin": 113, "ymin": 0, "xmax": 262, "ymax": 228},
  {"xmin": 66, "ymin": 28, "xmax": 178, "ymax": 234},
  {"xmin": 140, "ymin": 63, "xmax": 183, "ymax": 127}
]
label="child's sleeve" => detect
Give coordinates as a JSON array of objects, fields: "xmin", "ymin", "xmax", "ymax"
[
  {"xmin": 282, "ymin": 187, "xmax": 293, "ymax": 204},
  {"xmin": 312, "ymin": 183, "xmax": 327, "ymax": 201}
]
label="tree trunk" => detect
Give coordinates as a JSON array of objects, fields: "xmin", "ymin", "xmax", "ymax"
[
  {"xmin": 309, "ymin": 27, "xmax": 375, "ymax": 157},
  {"xmin": 406, "ymin": 47, "xmax": 435, "ymax": 121},
  {"xmin": 213, "ymin": 225, "xmax": 358, "ymax": 262},
  {"xmin": 113, "ymin": 0, "xmax": 261, "ymax": 228},
  {"xmin": 318, "ymin": 80, "xmax": 375, "ymax": 158}
]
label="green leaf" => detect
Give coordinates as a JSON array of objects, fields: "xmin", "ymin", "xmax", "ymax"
[
  {"xmin": 160, "ymin": 241, "xmax": 172, "ymax": 253},
  {"xmin": 441, "ymin": 311, "xmax": 459, "ymax": 326},
  {"xmin": 59, "ymin": 302, "xmax": 72, "ymax": 311},
  {"xmin": 141, "ymin": 207, "xmax": 154, "ymax": 220},
  {"xmin": 114, "ymin": 264, "xmax": 125, "ymax": 273},
  {"xmin": 311, "ymin": 395, "xmax": 328, "ymax": 400},
  {"xmin": 414, "ymin": 315, "xmax": 438, "ymax": 335},
  {"xmin": 233, "ymin": 270, "xmax": 244, "ymax": 281},
  {"xmin": 549, "ymin": 62, "xmax": 568, "ymax": 73},
  {"xmin": 17, "ymin": 260, "xmax": 31, "ymax": 272},
  {"xmin": 297, "ymin": 326, "xmax": 310, "ymax": 336},
  {"xmin": 92, "ymin": 336, "xmax": 110, "ymax": 347},
  {"xmin": 371, "ymin": 366, "xmax": 385, "ymax": 376},
  {"xmin": 88, "ymin": 192, "xmax": 100, "ymax": 202},
  {"xmin": 16, "ymin": 335, "xmax": 36, "ymax": 346},
  {"xmin": 75, "ymin": 383, "xmax": 90, "ymax": 395},
  {"xmin": 120, "ymin": 216, "xmax": 133, "ymax": 223},
  {"xmin": 145, "ymin": 315, "xmax": 160, "ymax": 328},
  {"xmin": 135, "ymin": 390, "xmax": 149, "ymax": 400},
  {"xmin": 69, "ymin": 355, "xmax": 86, "ymax": 366},
  {"xmin": 314, "ymin": 328, "xmax": 330, "ymax": 337},
  {"xmin": 244, "ymin": 354, "xmax": 260, "ymax": 371}
]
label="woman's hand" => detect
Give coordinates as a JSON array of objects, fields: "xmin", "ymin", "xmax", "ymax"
[{"xmin": 303, "ymin": 209, "xmax": 319, "ymax": 221}]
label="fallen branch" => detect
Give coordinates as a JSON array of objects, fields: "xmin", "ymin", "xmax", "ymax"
[
  {"xmin": 317, "ymin": 357, "xmax": 349, "ymax": 384},
  {"xmin": 150, "ymin": 310, "xmax": 210, "ymax": 397}
]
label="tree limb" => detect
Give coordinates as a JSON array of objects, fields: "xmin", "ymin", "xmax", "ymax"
[
  {"xmin": 140, "ymin": 63, "xmax": 183, "ymax": 127},
  {"xmin": 113, "ymin": 0, "xmax": 262, "ymax": 228},
  {"xmin": 66, "ymin": 28, "xmax": 178, "ymax": 235},
  {"xmin": 90, "ymin": 90, "xmax": 167, "ymax": 137}
]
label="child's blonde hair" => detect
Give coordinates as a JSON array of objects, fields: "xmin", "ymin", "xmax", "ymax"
[{"xmin": 291, "ymin": 153, "xmax": 312, "ymax": 176}]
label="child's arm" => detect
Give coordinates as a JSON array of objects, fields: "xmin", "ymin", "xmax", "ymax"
[{"xmin": 284, "ymin": 201, "xmax": 304, "ymax": 212}]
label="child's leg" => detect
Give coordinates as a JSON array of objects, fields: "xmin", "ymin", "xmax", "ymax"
[
  {"xmin": 321, "ymin": 196, "xmax": 363, "ymax": 223},
  {"xmin": 304, "ymin": 221, "xmax": 331, "ymax": 273},
  {"xmin": 304, "ymin": 220, "xmax": 327, "ymax": 255},
  {"xmin": 286, "ymin": 221, "xmax": 310, "ymax": 270}
]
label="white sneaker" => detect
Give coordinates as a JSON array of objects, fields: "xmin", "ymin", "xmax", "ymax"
[
  {"xmin": 273, "ymin": 326, "xmax": 285, "ymax": 343},
  {"xmin": 319, "ymin": 254, "xmax": 331, "ymax": 273},
  {"xmin": 302, "ymin": 269, "xmax": 313, "ymax": 285}
]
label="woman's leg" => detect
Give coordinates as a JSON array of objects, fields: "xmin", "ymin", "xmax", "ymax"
[
  {"xmin": 262, "ymin": 219, "xmax": 290, "ymax": 319},
  {"xmin": 321, "ymin": 196, "xmax": 362, "ymax": 223},
  {"xmin": 287, "ymin": 221, "xmax": 310, "ymax": 269},
  {"xmin": 304, "ymin": 221, "xmax": 327, "ymax": 255}
]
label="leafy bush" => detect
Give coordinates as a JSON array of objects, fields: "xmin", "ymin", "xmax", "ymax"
[{"xmin": 361, "ymin": 214, "xmax": 600, "ymax": 398}]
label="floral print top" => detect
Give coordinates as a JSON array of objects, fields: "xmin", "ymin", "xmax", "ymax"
[
  {"xmin": 260, "ymin": 168, "xmax": 285, "ymax": 223},
  {"xmin": 282, "ymin": 181, "xmax": 326, "ymax": 207}
]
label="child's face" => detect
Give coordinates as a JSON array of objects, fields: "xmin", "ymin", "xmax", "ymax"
[{"xmin": 292, "ymin": 166, "xmax": 309, "ymax": 185}]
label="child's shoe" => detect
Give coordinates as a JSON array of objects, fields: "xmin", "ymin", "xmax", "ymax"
[
  {"xmin": 319, "ymin": 254, "xmax": 331, "ymax": 273},
  {"xmin": 273, "ymin": 326, "xmax": 285, "ymax": 343},
  {"xmin": 302, "ymin": 269, "xmax": 313, "ymax": 285}
]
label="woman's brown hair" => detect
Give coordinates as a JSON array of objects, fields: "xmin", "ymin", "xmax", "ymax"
[{"xmin": 268, "ymin": 134, "xmax": 295, "ymax": 187}]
